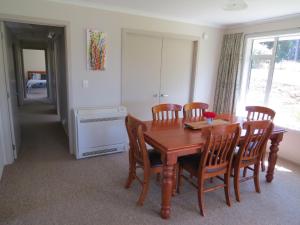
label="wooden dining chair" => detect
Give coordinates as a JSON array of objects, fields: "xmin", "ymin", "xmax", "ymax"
[
  {"xmin": 233, "ymin": 120, "xmax": 273, "ymax": 202},
  {"xmin": 177, "ymin": 123, "xmax": 241, "ymax": 216},
  {"xmin": 183, "ymin": 102, "xmax": 209, "ymax": 119},
  {"xmin": 246, "ymin": 106, "xmax": 275, "ymax": 121},
  {"xmin": 152, "ymin": 104, "xmax": 182, "ymax": 120},
  {"xmin": 124, "ymin": 115, "xmax": 163, "ymax": 205},
  {"xmin": 246, "ymin": 106, "xmax": 276, "ymax": 171}
]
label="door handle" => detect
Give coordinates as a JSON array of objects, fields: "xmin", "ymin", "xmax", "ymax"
[
  {"xmin": 160, "ymin": 94, "xmax": 168, "ymax": 97},
  {"xmin": 153, "ymin": 94, "xmax": 158, "ymax": 98}
]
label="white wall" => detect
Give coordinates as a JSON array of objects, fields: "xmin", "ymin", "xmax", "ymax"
[
  {"xmin": 226, "ymin": 15, "xmax": 300, "ymax": 165},
  {"xmin": 22, "ymin": 49, "xmax": 46, "ymax": 81},
  {"xmin": 0, "ymin": 0, "xmax": 224, "ymax": 154}
]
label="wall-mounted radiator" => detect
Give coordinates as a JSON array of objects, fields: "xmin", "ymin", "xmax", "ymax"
[{"xmin": 73, "ymin": 106, "xmax": 128, "ymax": 159}]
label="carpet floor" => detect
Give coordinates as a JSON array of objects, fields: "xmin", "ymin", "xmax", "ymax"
[{"xmin": 0, "ymin": 102, "xmax": 300, "ymax": 225}]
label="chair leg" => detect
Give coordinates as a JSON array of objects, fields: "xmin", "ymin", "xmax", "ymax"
[
  {"xmin": 254, "ymin": 163, "xmax": 261, "ymax": 193},
  {"xmin": 234, "ymin": 166, "xmax": 241, "ymax": 202},
  {"xmin": 137, "ymin": 171, "xmax": 150, "ymax": 206},
  {"xmin": 197, "ymin": 178, "xmax": 205, "ymax": 216},
  {"xmin": 261, "ymin": 142, "xmax": 267, "ymax": 172},
  {"xmin": 261, "ymin": 151, "xmax": 266, "ymax": 172},
  {"xmin": 224, "ymin": 173, "xmax": 231, "ymax": 207},
  {"xmin": 242, "ymin": 167, "xmax": 247, "ymax": 177},
  {"xmin": 125, "ymin": 158, "xmax": 136, "ymax": 189}
]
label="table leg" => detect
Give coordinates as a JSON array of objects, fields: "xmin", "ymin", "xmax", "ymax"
[
  {"xmin": 266, "ymin": 133, "xmax": 284, "ymax": 183},
  {"xmin": 161, "ymin": 163, "xmax": 175, "ymax": 219}
]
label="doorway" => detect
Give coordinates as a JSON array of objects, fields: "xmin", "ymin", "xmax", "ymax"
[
  {"xmin": 0, "ymin": 20, "xmax": 69, "ymax": 162},
  {"xmin": 22, "ymin": 49, "xmax": 48, "ymax": 101}
]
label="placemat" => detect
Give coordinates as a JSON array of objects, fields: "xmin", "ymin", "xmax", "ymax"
[{"xmin": 184, "ymin": 119, "xmax": 230, "ymax": 130}]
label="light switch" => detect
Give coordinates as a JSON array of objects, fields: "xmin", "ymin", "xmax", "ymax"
[{"xmin": 82, "ymin": 80, "xmax": 89, "ymax": 88}]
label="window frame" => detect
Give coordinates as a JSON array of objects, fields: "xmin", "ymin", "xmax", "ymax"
[{"xmin": 238, "ymin": 29, "xmax": 300, "ymax": 129}]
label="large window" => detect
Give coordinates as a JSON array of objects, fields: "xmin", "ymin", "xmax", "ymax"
[{"xmin": 238, "ymin": 32, "xmax": 300, "ymax": 130}]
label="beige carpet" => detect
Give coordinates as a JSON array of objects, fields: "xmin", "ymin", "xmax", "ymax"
[{"xmin": 0, "ymin": 102, "xmax": 300, "ymax": 225}]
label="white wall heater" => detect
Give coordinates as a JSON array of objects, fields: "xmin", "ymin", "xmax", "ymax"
[{"xmin": 74, "ymin": 106, "xmax": 128, "ymax": 159}]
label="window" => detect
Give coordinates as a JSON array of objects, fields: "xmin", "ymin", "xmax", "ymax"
[{"xmin": 238, "ymin": 32, "xmax": 300, "ymax": 130}]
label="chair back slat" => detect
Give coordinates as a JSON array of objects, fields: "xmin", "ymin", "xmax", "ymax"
[
  {"xmin": 199, "ymin": 124, "xmax": 241, "ymax": 175},
  {"xmin": 183, "ymin": 102, "xmax": 209, "ymax": 119},
  {"xmin": 246, "ymin": 106, "xmax": 275, "ymax": 121},
  {"xmin": 238, "ymin": 120, "xmax": 273, "ymax": 166},
  {"xmin": 125, "ymin": 115, "xmax": 149, "ymax": 167},
  {"xmin": 152, "ymin": 104, "xmax": 182, "ymax": 120}
]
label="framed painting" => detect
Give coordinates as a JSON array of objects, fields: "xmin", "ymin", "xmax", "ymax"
[{"xmin": 87, "ymin": 29, "xmax": 107, "ymax": 71}]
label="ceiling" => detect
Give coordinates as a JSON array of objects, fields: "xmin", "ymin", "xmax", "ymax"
[{"xmin": 50, "ymin": 0, "xmax": 300, "ymax": 27}]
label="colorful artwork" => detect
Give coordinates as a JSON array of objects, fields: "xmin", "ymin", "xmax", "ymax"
[{"xmin": 87, "ymin": 29, "xmax": 106, "ymax": 71}]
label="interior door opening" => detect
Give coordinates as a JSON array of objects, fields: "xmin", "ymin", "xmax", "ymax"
[
  {"xmin": 0, "ymin": 20, "xmax": 69, "ymax": 163},
  {"xmin": 22, "ymin": 49, "xmax": 48, "ymax": 101}
]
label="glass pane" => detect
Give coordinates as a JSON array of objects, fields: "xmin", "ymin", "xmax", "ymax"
[
  {"xmin": 252, "ymin": 38, "xmax": 274, "ymax": 55},
  {"xmin": 246, "ymin": 59, "xmax": 271, "ymax": 106},
  {"xmin": 269, "ymin": 37, "xmax": 300, "ymax": 130}
]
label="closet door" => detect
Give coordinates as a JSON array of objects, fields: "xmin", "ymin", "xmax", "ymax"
[
  {"xmin": 122, "ymin": 33, "xmax": 162, "ymax": 120},
  {"xmin": 160, "ymin": 38, "xmax": 194, "ymax": 106}
]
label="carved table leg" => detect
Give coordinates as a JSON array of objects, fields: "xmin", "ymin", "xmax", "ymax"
[
  {"xmin": 266, "ymin": 133, "xmax": 284, "ymax": 183},
  {"xmin": 161, "ymin": 162, "xmax": 175, "ymax": 219}
]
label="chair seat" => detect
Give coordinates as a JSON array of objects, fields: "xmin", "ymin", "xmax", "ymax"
[
  {"xmin": 233, "ymin": 143, "xmax": 258, "ymax": 166},
  {"xmin": 148, "ymin": 150, "xmax": 162, "ymax": 167}
]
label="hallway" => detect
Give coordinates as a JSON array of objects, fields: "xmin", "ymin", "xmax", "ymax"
[
  {"xmin": 0, "ymin": 102, "xmax": 72, "ymax": 223},
  {"xmin": 19, "ymin": 102, "xmax": 69, "ymax": 159}
]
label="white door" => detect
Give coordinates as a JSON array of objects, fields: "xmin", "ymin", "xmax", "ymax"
[
  {"xmin": 159, "ymin": 38, "xmax": 194, "ymax": 106},
  {"xmin": 122, "ymin": 33, "xmax": 162, "ymax": 120},
  {"xmin": 1, "ymin": 22, "xmax": 21, "ymax": 158}
]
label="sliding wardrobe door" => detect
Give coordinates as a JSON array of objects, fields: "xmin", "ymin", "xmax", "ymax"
[
  {"xmin": 122, "ymin": 33, "xmax": 161, "ymax": 120},
  {"xmin": 159, "ymin": 38, "xmax": 195, "ymax": 105}
]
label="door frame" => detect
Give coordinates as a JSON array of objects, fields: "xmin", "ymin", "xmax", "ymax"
[
  {"xmin": 121, "ymin": 28, "xmax": 200, "ymax": 107},
  {"xmin": 0, "ymin": 24, "xmax": 14, "ymax": 164},
  {"xmin": 0, "ymin": 14, "xmax": 74, "ymax": 164},
  {"xmin": 0, "ymin": 22, "xmax": 19, "ymax": 160},
  {"xmin": 21, "ymin": 46, "xmax": 49, "ymax": 100}
]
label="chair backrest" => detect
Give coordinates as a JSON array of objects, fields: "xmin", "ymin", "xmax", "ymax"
[
  {"xmin": 152, "ymin": 104, "xmax": 182, "ymax": 120},
  {"xmin": 183, "ymin": 102, "xmax": 209, "ymax": 119},
  {"xmin": 237, "ymin": 120, "xmax": 273, "ymax": 166},
  {"xmin": 246, "ymin": 106, "xmax": 275, "ymax": 121},
  {"xmin": 125, "ymin": 115, "xmax": 149, "ymax": 167},
  {"xmin": 199, "ymin": 124, "xmax": 241, "ymax": 177}
]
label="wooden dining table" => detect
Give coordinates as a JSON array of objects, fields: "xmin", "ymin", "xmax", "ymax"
[{"xmin": 143, "ymin": 115, "xmax": 286, "ymax": 219}]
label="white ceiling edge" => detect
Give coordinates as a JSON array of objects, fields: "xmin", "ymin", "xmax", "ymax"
[
  {"xmin": 224, "ymin": 13, "xmax": 300, "ymax": 30},
  {"xmin": 47, "ymin": 0, "xmax": 223, "ymax": 28}
]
